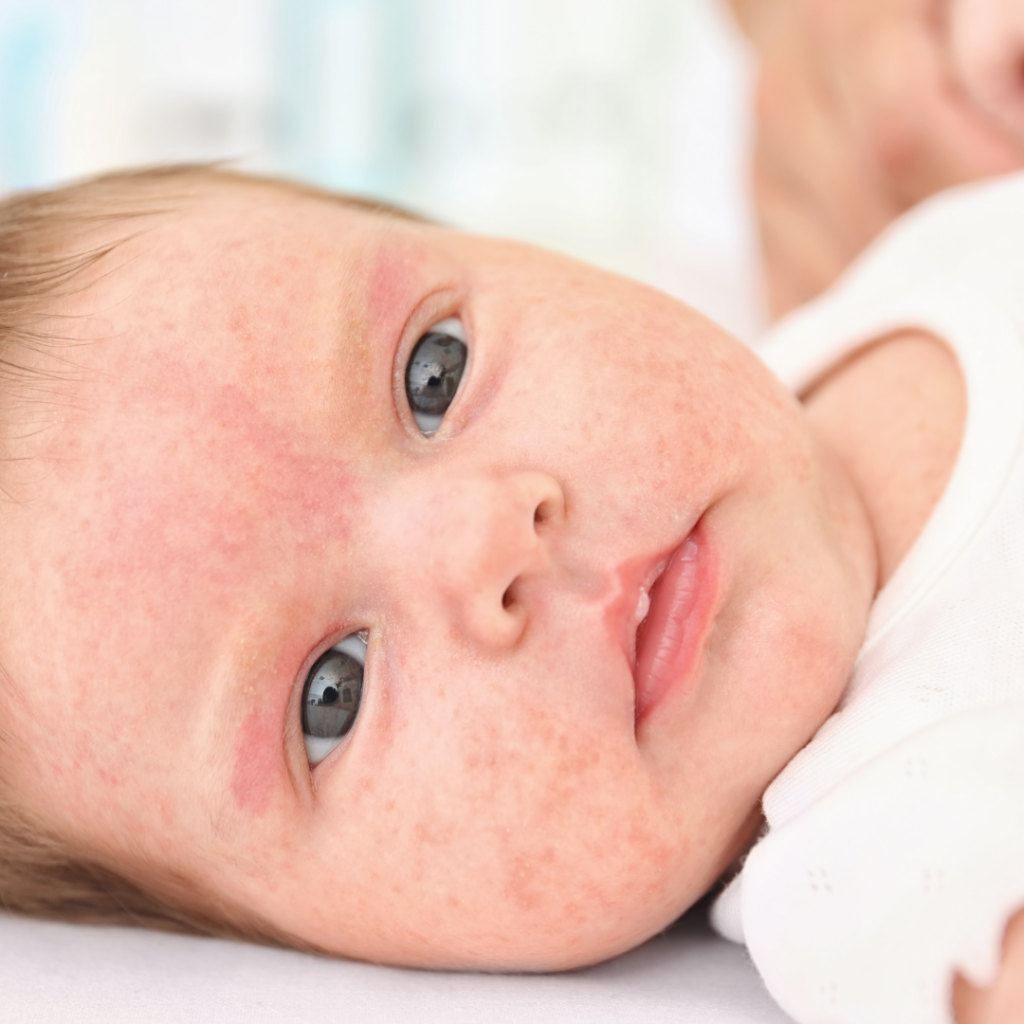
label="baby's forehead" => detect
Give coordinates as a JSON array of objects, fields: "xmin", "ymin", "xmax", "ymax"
[
  {"xmin": 92, "ymin": 185, "xmax": 433, "ymax": 380},
  {"xmin": 5, "ymin": 186, "xmax": 401, "ymax": 655},
  {"xmin": 133, "ymin": 185, "xmax": 397, "ymax": 290}
]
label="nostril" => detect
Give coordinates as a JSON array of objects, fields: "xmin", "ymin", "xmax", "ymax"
[
  {"xmin": 502, "ymin": 586, "xmax": 515, "ymax": 610},
  {"xmin": 534, "ymin": 497, "xmax": 558, "ymax": 526}
]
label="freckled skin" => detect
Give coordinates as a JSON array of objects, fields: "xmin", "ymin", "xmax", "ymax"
[{"xmin": 0, "ymin": 182, "xmax": 877, "ymax": 970}]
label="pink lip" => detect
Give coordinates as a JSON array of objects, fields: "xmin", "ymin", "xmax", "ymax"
[{"xmin": 633, "ymin": 521, "xmax": 717, "ymax": 725}]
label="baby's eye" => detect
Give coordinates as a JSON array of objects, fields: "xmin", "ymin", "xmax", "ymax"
[
  {"xmin": 301, "ymin": 633, "xmax": 366, "ymax": 766},
  {"xmin": 404, "ymin": 317, "xmax": 468, "ymax": 436}
]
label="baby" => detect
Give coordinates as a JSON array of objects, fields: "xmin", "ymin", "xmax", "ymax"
[{"xmin": 0, "ymin": 164, "xmax": 1022, "ymax": 1024}]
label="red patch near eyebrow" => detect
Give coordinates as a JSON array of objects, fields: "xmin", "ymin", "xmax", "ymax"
[
  {"xmin": 366, "ymin": 241, "xmax": 428, "ymax": 336},
  {"xmin": 231, "ymin": 706, "xmax": 278, "ymax": 816}
]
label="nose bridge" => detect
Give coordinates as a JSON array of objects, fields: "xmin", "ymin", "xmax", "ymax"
[
  {"xmin": 432, "ymin": 469, "xmax": 560, "ymax": 587},
  {"xmin": 393, "ymin": 466, "xmax": 564, "ymax": 648}
]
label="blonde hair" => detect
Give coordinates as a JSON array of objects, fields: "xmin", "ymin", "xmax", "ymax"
[{"xmin": 0, "ymin": 164, "xmax": 416, "ymax": 944}]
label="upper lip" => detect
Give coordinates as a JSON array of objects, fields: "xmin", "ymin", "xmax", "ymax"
[{"xmin": 630, "ymin": 557, "xmax": 669, "ymax": 665}]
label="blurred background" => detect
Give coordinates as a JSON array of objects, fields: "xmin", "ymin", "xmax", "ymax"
[{"xmin": 0, "ymin": 0, "xmax": 764, "ymax": 339}]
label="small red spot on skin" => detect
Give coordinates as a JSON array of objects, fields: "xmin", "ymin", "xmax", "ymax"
[
  {"xmin": 228, "ymin": 307, "xmax": 253, "ymax": 342},
  {"xmin": 232, "ymin": 706, "xmax": 278, "ymax": 815},
  {"xmin": 96, "ymin": 767, "xmax": 122, "ymax": 789}
]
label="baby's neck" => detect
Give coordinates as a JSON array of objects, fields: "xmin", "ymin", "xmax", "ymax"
[{"xmin": 803, "ymin": 331, "xmax": 967, "ymax": 589}]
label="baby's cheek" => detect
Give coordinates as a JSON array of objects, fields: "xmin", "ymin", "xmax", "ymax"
[{"xmin": 341, "ymin": 667, "xmax": 685, "ymax": 969}]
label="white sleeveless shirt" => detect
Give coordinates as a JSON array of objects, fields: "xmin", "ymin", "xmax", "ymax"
[{"xmin": 710, "ymin": 173, "xmax": 1024, "ymax": 1024}]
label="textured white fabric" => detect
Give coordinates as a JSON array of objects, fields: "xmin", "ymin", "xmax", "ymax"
[
  {"xmin": 0, "ymin": 911, "xmax": 792, "ymax": 1024},
  {"xmin": 711, "ymin": 173, "xmax": 1024, "ymax": 1024}
]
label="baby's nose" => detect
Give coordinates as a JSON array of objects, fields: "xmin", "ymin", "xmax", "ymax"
[{"xmin": 403, "ymin": 470, "xmax": 565, "ymax": 649}]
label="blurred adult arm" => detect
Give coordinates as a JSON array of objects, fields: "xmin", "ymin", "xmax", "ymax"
[
  {"xmin": 954, "ymin": 905, "xmax": 1024, "ymax": 1024},
  {"xmin": 723, "ymin": 0, "xmax": 1024, "ymax": 317}
]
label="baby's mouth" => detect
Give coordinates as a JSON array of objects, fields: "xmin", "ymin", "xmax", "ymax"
[{"xmin": 632, "ymin": 520, "xmax": 717, "ymax": 724}]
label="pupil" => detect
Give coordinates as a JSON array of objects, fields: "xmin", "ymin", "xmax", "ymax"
[
  {"xmin": 303, "ymin": 647, "xmax": 363, "ymax": 740},
  {"xmin": 406, "ymin": 331, "xmax": 467, "ymax": 417}
]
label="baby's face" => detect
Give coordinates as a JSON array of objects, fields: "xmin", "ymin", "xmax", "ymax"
[{"xmin": 0, "ymin": 183, "xmax": 872, "ymax": 968}]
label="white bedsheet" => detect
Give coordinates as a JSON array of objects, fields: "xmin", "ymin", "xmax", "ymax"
[{"xmin": 0, "ymin": 909, "xmax": 792, "ymax": 1023}]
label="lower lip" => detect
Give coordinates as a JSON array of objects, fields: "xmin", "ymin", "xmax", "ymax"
[{"xmin": 633, "ymin": 522, "xmax": 718, "ymax": 725}]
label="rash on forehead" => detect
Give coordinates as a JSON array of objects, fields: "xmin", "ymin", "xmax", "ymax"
[
  {"xmin": 5, "ymin": 191, "xmax": 448, "ymax": 831},
  {"xmin": 24, "ymin": 337, "xmax": 363, "ymax": 821}
]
